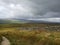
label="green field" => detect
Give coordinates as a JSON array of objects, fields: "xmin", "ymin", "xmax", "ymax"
[{"xmin": 0, "ymin": 24, "xmax": 60, "ymax": 45}]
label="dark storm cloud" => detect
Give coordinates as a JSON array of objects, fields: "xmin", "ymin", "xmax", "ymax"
[{"xmin": 32, "ymin": 0, "xmax": 60, "ymax": 17}]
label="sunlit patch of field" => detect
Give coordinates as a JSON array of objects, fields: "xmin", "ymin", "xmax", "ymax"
[{"xmin": 0, "ymin": 28, "xmax": 60, "ymax": 45}]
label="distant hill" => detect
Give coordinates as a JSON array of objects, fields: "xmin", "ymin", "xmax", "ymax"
[
  {"xmin": 0, "ymin": 19, "xmax": 11, "ymax": 24},
  {"xmin": 28, "ymin": 20, "xmax": 60, "ymax": 23},
  {"xmin": 0, "ymin": 18, "xmax": 60, "ymax": 24},
  {"xmin": 0, "ymin": 19, "xmax": 29, "ymax": 24}
]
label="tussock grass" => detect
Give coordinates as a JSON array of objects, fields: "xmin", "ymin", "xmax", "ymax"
[
  {"xmin": 0, "ymin": 23, "xmax": 60, "ymax": 45},
  {"xmin": 0, "ymin": 29, "xmax": 60, "ymax": 45}
]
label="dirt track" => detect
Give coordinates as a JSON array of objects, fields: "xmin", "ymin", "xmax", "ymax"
[{"xmin": 1, "ymin": 36, "xmax": 11, "ymax": 45}]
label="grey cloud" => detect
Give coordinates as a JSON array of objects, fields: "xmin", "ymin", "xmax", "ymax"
[{"xmin": 0, "ymin": 0, "xmax": 60, "ymax": 19}]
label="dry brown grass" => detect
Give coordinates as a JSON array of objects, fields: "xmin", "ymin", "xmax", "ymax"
[{"xmin": 0, "ymin": 29, "xmax": 60, "ymax": 45}]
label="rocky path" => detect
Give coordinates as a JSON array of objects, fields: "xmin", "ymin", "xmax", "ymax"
[{"xmin": 1, "ymin": 36, "xmax": 11, "ymax": 45}]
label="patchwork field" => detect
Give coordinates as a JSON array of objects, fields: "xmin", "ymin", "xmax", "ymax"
[{"xmin": 0, "ymin": 23, "xmax": 60, "ymax": 45}]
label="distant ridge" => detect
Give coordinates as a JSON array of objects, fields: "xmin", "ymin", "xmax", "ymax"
[{"xmin": 0, "ymin": 18, "xmax": 60, "ymax": 24}]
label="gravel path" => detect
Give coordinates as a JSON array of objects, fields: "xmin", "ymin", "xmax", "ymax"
[{"xmin": 1, "ymin": 36, "xmax": 11, "ymax": 45}]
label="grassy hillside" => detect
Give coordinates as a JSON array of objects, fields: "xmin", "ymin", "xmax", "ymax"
[
  {"xmin": 0, "ymin": 30, "xmax": 60, "ymax": 45},
  {"xmin": 0, "ymin": 23, "xmax": 60, "ymax": 45}
]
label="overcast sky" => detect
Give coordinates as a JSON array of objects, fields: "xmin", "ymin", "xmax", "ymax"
[{"xmin": 0, "ymin": 0, "xmax": 60, "ymax": 22}]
